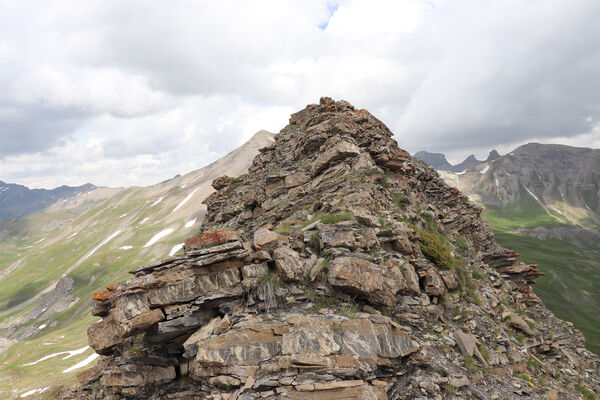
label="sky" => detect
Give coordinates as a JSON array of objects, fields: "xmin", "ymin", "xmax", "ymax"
[{"xmin": 1, "ymin": 0, "xmax": 600, "ymax": 188}]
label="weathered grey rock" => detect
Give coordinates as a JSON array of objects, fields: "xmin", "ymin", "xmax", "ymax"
[
  {"xmin": 506, "ymin": 312, "xmax": 535, "ymax": 336},
  {"xmin": 285, "ymin": 171, "xmax": 310, "ymax": 188},
  {"xmin": 320, "ymin": 225, "xmax": 355, "ymax": 248},
  {"xmin": 253, "ymin": 228, "xmax": 286, "ymax": 251},
  {"xmin": 439, "ymin": 269, "xmax": 459, "ymax": 290},
  {"xmin": 311, "ymin": 139, "xmax": 360, "ymax": 177},
  {"xmin": 327, "ymin": 256, "xmax": 401, "ymax": 306},
  {"xmin": 400, "ymin": 262, "xmax": 421, "ymax": 295},
  {"xmin": 453, "ymin": 330, "xmax": 487, "ymax": 365},
  {"xmin": 100, "ymin": 364, "xmax": 176, "ymax": 387},
  {"xmin": 273, "ymin": 247, "xmax": 306, "ymax": 281},
  {"xmin": 424, "ymin": 268, "xmax": 445, "ymax": 297}
]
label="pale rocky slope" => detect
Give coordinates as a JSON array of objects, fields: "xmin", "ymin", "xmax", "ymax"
[{"xmin": 60, "ymin": 98, "xmax": 598, "ymax": 399}]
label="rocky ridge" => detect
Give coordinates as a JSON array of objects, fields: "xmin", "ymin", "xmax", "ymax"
[{"xmin": 60, "ymin": 98, "xmax": 599, "ymax": 399}]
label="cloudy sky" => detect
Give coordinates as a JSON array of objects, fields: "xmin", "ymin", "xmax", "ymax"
[{"xmin": 1, "ymin": 0, "xmax": 600, "ymax": 188}]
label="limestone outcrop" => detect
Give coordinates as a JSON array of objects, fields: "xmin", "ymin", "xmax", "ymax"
[{"xmin": 60, "ymin": 98, "xmax": 599, "ymax": 399}]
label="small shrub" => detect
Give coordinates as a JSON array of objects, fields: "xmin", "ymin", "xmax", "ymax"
[
  {"xmin": 575, "ymin": 385, "xmax": 598, "ymax": 400},
  {"xmin": 527, "ymin": 359, "xmax": 540, "ymax": 370},
  {"xmin": 455, "ymin": 236, "xmax": 470, "ymax": 253},
  {"xmin": 418, "ymin": 210, "xmax": 437, "ymax": 232},
  {"xmin": 418, "ymin": 230, "xmax": 453, "ymax": 269},
  {"xmin": 478, "ymin": 344, "xmax": 490, "ymax": 363},
  {"xmin": 462, "ymin": 356, "xmax": 479, "ymax": 373},
  {"xmin": 470, "ymin": 267, "xmax": 484, "ymax": 280},
  {"xmin": 275, "ymin": 224, "xmax": 294, "ymax": 234},
  {"xmin": 304, "ymin": 211, "xmax": 354, "ymax": 226},
  {"xmin": 390, "ymin": 192, "xmax": 410, "ymax": 209}
]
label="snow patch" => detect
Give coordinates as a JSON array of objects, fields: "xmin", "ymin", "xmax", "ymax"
[
  {"xmin": 119, "ymin": 213, "xmax": 128, "ymax": 219},
  {"xmin": 34, "ymin": 237, "xmax": 46, "ymax": 244},
  {"xmin": 144, "ymin": 228, "xmax": 174, "ymax": 247},
  {"xmin": 63, "ymin": 353, "xmax": 100, "ymax": 373},
  {"xmin": 169, "ymin": 243, "xmax": 184, "ymax": 256},
  {"xmin": 495, "ymin": 178, "xmax": 499, "ymax": 187},
  {"xmin": 85, "ymin": 230, "xmax": 122, "ymax": 259},
  {"xmin": 505, "ymin": 172, "xmax": 511, "ymax": 176},
  {"xmin": 150, "ymin": 196, "xmax": 164, "ymax": 206},
  {"xmin": 480, "ymin": 166, "xmax": 489, "ymax": 174},
  {"xmin": 20, "ymin": 387, "xmax": 50, "ymax": 398},
  {"xmin": 551, "ymin": 207, "xmax": 564, "ymax": 215},
  {"xmin": 140, "ymin": 217, "xmax": 150, "ymax": 224},
  {"xmin": 171, "ymin": 189, "xmax": 198, "ymax": 214},
  {"xmin": 23, "ymin": 346, "xmax": 90, "ymax": 366},
  {"xmin": 67, "ymin": 232, "xmax": 78, "ymax": 239},
  {"xmin": 455, "ymin": 171, "xmax": 466, "ymax": 175},
  {"xmin": 38, "ymin": 324, "xmax": 47, "ymax": 330},
  {"xmin": 524, "ymin": 186, "xmax": 540, "ymax": 202},
  {"xmin": 185, "ymin": 218, "xmax": 197, "ymax": 228},
  {"xmin": 120, "ymin": 245, "xmax": 133, "ymax": 250},
  {"xmin": 585, "ymin": 204, "xmax": 591, "ymax": 210}
]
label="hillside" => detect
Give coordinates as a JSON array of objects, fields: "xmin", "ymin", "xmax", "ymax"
[
  {"xmin": 0, "ymin": 130, "xmax": 275, "ymax": 399},
  {"xmin": 60, "ymin": 98, "xmax": 599, "ymax": 400},
  {"xmin": 437, "ymin": 143, "xmax": 600, "ymax": 354}
]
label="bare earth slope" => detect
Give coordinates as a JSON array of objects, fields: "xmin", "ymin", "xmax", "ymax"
[{"xmin": 61, "ymin": 98, "xmax": 598, "ymax": 400}]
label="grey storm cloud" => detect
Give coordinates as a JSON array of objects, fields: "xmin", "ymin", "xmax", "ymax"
[
  {"xmin": 1, "ymin": 0, "xmax": 600, "ymax": 187},
  {"xmin": 0, "ymin": 103, "xmax": 86, "ymax": 157}
]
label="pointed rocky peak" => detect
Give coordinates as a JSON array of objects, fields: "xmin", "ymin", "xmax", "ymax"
[
  {"xmin": 486, "ymin": 149, "xmax": 501, "ymax": 162},
  {"xmin": 414, "ymin": 151, "xmax": 453, "ymax": 171},
  {"xmin": 61, "ymin": 97, "xmax": 599, "ymax": 400}
]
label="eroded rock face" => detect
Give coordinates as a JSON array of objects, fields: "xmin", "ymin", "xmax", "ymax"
[{"xmin": 61, "ymin": 97, "xmax": 599, "ymax": 400}]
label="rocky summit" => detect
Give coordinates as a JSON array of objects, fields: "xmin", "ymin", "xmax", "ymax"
[{"xmin": 59, "ymin": 98, "xmax": 599, "ymax": 400}]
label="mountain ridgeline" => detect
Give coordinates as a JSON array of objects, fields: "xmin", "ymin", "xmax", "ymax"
[
  {"xmin": 0, "ymin": 181, "xmax": 97, "ymax": 222},
  {"xmin": 60, "ymin": 98, "xmax": 599, "ymax": 400},
  {"xmin": 414, "ymin": 150, "xmax": 501, "ymax": 172}
]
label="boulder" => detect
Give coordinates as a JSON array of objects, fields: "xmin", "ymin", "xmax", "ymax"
[
  {"xmin": 424, "ymin": 268, "xmax": 445, "ymax": 297},
  {"xmin": 273, "ymin": 247, "xmax": 306, "ymax": 281},
  {"xmin": 400, "ymin": 262, "xmax": 421, "ymax": 295},
  {"xmin": 254, "ymin": 228, "xmax": 287, "ymax": 251},
  {"xmin": 439, "ymin": 270, "xmax": 459, "ymax": 290},
  {"xmin": 453, "ymin": 330, "xmax": 487, "ymax": 365},
  {"xmin": 320, "ymin": 225, "xmax": 355, "ymax": 248},
  {"xmin": 311, "ymin": 139, "xmax": 360, "ymax": 177},
  {"xmin": 284, "ymin": 171, "xmax": 310, "ymax": 188},
  {"xmin": 327, "ymin": 256, "xmax": 402, "ymax": 306}
]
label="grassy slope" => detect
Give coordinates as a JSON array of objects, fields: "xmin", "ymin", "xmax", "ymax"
[
  {"xmin": 0, "ymin": 187, "xmax": 202, "ymax": 399},
  {"xmin": 484, "ymin": 204, "xmax": 600, "ymax": 354}
]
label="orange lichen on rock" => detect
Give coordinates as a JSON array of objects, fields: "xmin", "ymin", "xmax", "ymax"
[
  {"xmin": 92, "ymin": 291, "xmax": 112, "ymax": 301},
  {"xmin": 184, "ymin": 230, "xmax": 237, "ymax": 250}
]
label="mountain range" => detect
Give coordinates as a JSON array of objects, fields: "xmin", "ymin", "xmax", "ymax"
[
  {"xmin": 419, "ymin": 143, "xmax": 600, "ymax": 355},
  {"xmin": 0, "ymin": 181, "xmax": 100, "ymax": 223},
  {"xmin": 414, "ymin": 149, "xmax": 501, "ymax": 172}
]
